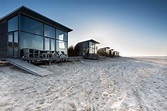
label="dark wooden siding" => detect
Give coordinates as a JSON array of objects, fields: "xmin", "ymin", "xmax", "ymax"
[
  {"xmin": 0, "ymin": 20, "xmax": 7, "ymax": 58},
  {"xmin": 75, "ymin": 41, "xmax": 90, "ymax": 56}
]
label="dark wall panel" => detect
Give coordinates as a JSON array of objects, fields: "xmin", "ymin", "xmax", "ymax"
[{"xmin": 0, "ymin": 20, "xmax": 7, "ymax": 58}]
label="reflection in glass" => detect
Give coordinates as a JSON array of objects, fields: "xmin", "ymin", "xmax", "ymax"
[
  {"xmin": 14, "ymin": 32, "xmax": 18, "ymax": 43},
  {"xmin": 56, "ymin": 40, "xmax": 67, "ymax": 54},
  {"xmin": 8, "ymin": 34, "xmax": 13, "ymax": 56},
  {"xmin": 88, "ymin": 42, "xmax": 96, "ymax": 54},
  {"xmin": 59, "ymin": 34, "xmax": 64, "ymax": 40},
  {"xmin": 51, "ymin": 39, "xmax": 55, "ymax": 51},
  {"xmin": 20, "ymin": 15, "xmax": 43, "ymax": 35},
  {"xmin": 44, "ymin": 24, "xmax": 55, "ymax": 38},
  {"xmin": 20, "ymin": 32, "xmax": 43, "ymax": 50},
  {"xmin": 8, "ymin": 16, "xmax": 18, "ymax": 32},
  {"xmin": 59, "ymin": 41, "xmax": 65, "ymax": 48},
  {"xmin": 56, "ymin": 29, "xmax": 67, "ymax": 41},
  {"xmin": 45, "ymin": 38, "xmax": 50, "ymax": 50},
  {"xmin": 8, "ymin": 34, "xmax": 13, "ymax": 42}
]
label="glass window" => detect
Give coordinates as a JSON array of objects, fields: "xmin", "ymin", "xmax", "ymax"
[
  {"xmin": 89, "ymin": 42, "xmax": 94, "ymax": 48},
  {"xmin": 56, "ymin": 29, "xmax": 67, "ymax": 41},
  {"xmin": 8, "ymin": 34, "xmax": 13, "ymax": 56},
  {"xmin": 59, "ymin": 41, "xmax": 65, "ymax": 48},
  {"xmin": 8, "ymin": 16, "xmax": 18, "ymax": 32},
  {"xmin": 59, "ymin": 34, "xmax": 64, "ymax": 41},
  {"xmin": 14, "ymin": 32, "xmax": 18, "ymax": 43},
  {"xmin": 8, "ymin": 34, "xmax": 13, "ymax": 42},
  {"xmin": 58, "ymin": 41, "xmax": 67, "ymax": 49},
  {"xmin": 44, "ymin": 24, "xmax": 55, "ymax": 38},
  {"xmin": 51, "ymin": 39, "xmax": 55, "ymax": 51},
  {"xmin": 45, "ymin": 38, "xmax": 50, "ymax": 50},
  {"xmin": 56, "ymin": 40, "xmax": 67, "ymax": 54},
  {"xmin": 20, "ymin": 15, "xmax": 43, "ymax": 35},
  {"xmin": 20, "ymin": 32, "xmax": 43, "ymax": 50},
  {"xmin": 83, "ymin": 42, "xmax": 88, "ymax": 48},
  {"xmin": 89, "ymin": 48, "xmax": 93, "ymax": 54}
]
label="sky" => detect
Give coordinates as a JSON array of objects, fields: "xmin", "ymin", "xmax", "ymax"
[{"xmin": 0, "ymin": 0, "xmax": 167, "ymax": 56}]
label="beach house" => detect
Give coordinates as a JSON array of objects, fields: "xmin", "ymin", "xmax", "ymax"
[
  {"xmin": 74, "ymin": 39, "xmax": 100, "ymax": 59},
  {"xmin": 0, "ymin": 6, "xmax": 72, "ymax": 60},
  {"xmin": 109, "ymin": 49, "xmax": 114, "ymax": 57},
  {"xmin": 113, "ymin": 51, "xmax": 120, "ymax": 57},
  {"xmin": 97, "ymin": 47, "xmax": 110, "ymax": 57}
]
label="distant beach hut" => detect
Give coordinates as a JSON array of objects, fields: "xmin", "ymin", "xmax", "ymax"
[
  {"xmin": 97, "ymin": 47, "xmax": 110, "ymax": 57},
  {"xmin": 113, "ymin": 51, "xmax": 120, "ymax": 57},
  {"xmin": 116, "ymin": 52, "xmax": 120, "ymax": 57},
  {"xmin": 109, "ymin": 49, "xmax": 114, "ymax": 57},
  {"xmin": 113, "ymin": 51, "xmax": 117, "ymax": 57},
  {"xmin": 74, "ymin": 39, "xmax": 100, "ymax": 59}
]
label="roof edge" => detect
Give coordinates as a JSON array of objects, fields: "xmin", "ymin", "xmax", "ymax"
[{"xmin": 0, "ymin": 5, "xmax": 72, "ymax": 32}]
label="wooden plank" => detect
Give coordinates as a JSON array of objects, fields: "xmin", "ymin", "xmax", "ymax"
[{"xmin": 7, "ymin": 58, "xmax": 53, "ymax": 77}]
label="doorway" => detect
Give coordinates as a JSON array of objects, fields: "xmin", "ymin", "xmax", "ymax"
[{"xmin": 8, "ymin": 32, "xmax": 18, "ymax": 58}]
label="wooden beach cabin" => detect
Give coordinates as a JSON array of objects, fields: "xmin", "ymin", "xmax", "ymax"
[
  {"xmin": 0, "ymin": 6, "xmax": 72, "ymax": 61},
  {"xmin": 109, "ymin": 49, "xmax": 114, "ymax": 57},
  {"xmin": 113, "ymin": 51, "xmax": 120, "ymax": 57},
  {"xmin": 97, "ymin": 47, "xmax": 110, "ymax": 57},
  {"xmin": 116, "ymin": 51, "xmax": 119, "ymax": 57},
  {"xmin": 74, "ymin": 39, "xmax": 100, "ymax": 59}
]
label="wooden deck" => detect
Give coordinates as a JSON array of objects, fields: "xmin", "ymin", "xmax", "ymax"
[{"xmin": 7, "ymin": 58, "xmax": 53, "ymax": 77}]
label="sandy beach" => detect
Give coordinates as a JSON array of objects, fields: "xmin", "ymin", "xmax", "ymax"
[{"xmin": 0, "ymin": 57, "xmax": 167, "ymax": 111}]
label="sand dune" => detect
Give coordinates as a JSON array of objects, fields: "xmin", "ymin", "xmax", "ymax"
[{"xmin": 0, "ymin": 57, "xmax": 166, "ymax": 111}]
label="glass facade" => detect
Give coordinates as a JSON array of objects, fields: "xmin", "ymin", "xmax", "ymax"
[
  {"xmin": 56, "ymin": 29, "xmax": 67, "ymax": 41},
  {"xmin": 8, "ymin": 16, "xmax": 18, "ymax": 32},
  {"xmin": 89, "ymin": 42, "xmax": 97, "ymax": 54},
  {"xmin": 20, "ymin": 15, "xmax": 43, "ymax": 35},
  {"xmin": 20, "ymin": 32, "xmax": 43, "ymax": 50},
  {"xmin": 7, "ymin": 14, "xmax": 69, "ymax": 57},
  {"xmin": 8, "ymin": 34, "xmax": 13, "ymax": 57},
  {"xmin": 51, "ymin": 39, "xmax": 55, "ymax": 51},
  {"xmin": 56, "ymin": 29, "xmax": 68, "ymax": 55},
  {"xmin": 44, "ymin": 24, "xmax": 55, "ymax": 38},
  {"xmin": 8, "ymin": 16, "xmax": 18, "ymax": 58},
  {"xmin": 45, "ymin": 38, "xmax": 50, "ymax": 50}
]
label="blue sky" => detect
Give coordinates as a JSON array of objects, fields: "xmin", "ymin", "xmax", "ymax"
[{"xmin": 0, "ymin": 0, "xmax": 167, "ymax": 56}]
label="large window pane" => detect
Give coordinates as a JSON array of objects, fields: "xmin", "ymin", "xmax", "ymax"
[
  {"xmin": 56, "ymin": 40, "xmax": 67, "ymax": 54},
  {"xmin": 8, "ymin": 34, "xmax": 13, "ymax": 42},
  {"xmin": 59, "ymin": 41, "xmax": 65, "ymax": 48},
  {"xmin": 56, "ymin": 29, "xmax": 67, "ymax": 41},
  {"xmin": 45, "ymin": 38, "xmax": 50, "ymax": 50},
  {"xmin": 20, "ymin": 32, "xmax": 43, "ymax": 50},
  {"xmin": 83, "ymin": 42, "xmax": 88, "ymax": 48},
  {"xmin": 8, "ymin": 34, "xmax": 13, "ymax": 57},
  {"xmin": 14, "ymin": 32, "xmax": 18, "ymax": 43},
  {"xmin": 51, "ymin": 39, "xmax": 55, "ymax": 51},
  {"xmin": 44, "ymin": 24, "xmax": 55, "ymax": 38},
  {"xmin": 20, "ymin": 15, "xmax": 43, "ymax": 35},
  {"xmin": 8, "ymin": 16, "xmax": 18, "ymax": 32},
  {"xmin": 59, "ymin": 34, "xmax": 64, "ymax": 41}
]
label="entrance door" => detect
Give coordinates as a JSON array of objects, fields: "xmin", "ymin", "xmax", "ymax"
[{"xmin": 8, "ymin": 32, "xmax": 18, "ymax": 58}]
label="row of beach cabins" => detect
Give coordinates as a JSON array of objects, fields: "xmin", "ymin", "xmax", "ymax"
[
  {"xmin": 0, "ymin": 6, "xmax": 120, "ymax": 63},
  {"xmin": 68, "ymin": 39, "xmax": 120, "ymax": 60}
]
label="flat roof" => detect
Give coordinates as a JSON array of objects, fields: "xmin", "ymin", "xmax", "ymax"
[
  {"xmin": 0, "ymin": 6, "xmax": 72, "ymax": 32},
  {"xmin": 100, "ymin": 47, "xmax": 110, "ymax": 49},
  {"xmin": 78, "ymin": 39, "xmax": 100, "ymax": 44}
]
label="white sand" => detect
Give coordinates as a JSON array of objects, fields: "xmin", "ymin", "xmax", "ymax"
[{"xmin": 0, "ymin": 57, "xmax": 166, "ymax": 111}]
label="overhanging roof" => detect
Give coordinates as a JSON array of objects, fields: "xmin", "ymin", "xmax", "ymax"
[
  {"xmin": 0, "ymin": 6, "xmax": 72, "ymax": 32},
  {"xmin": 78, "ymin": 39, "xmax": 100, "ymax": 44}
]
